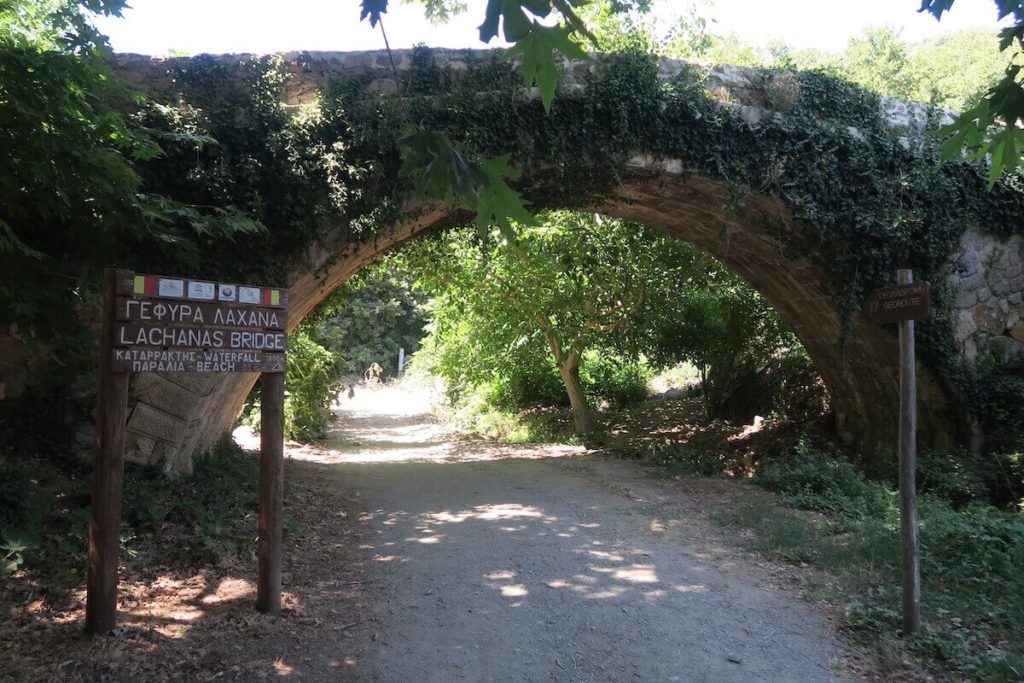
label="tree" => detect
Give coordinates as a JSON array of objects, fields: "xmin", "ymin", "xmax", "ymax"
[
  {"xmin": 842, "ymin": 26, "xmax": 915, "ymax": 100},
  {"xmin": 311, "ymin": 266, "xmax": 428, "ymax": 379},
  {"xmin": 404, "ymin": 213, "xmax": 666, "ymax": 435},
  {"xmin": 0, "ymin": 0, "xmax": 260, "ymax": 351},
  {"xmin": 921, "ymin": 0, "xmax": 1024, "ymax": 183}
]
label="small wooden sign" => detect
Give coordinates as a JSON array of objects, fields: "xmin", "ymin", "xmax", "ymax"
[
  {"xmin": 866, "ymin": 281, "xmax": 931, "ymax": 324},
  {"xmin": 86, "ymin": 269, "xmax": 289, "ymax": 636}
]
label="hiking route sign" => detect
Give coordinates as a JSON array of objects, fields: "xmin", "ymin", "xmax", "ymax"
[
  {"xmin": 112, "ymin": 271, "xmax": 288, "ymax": 373},
  {"xmin": 87, "ymin": 269, "xmax": 289, "ymax": 636}
]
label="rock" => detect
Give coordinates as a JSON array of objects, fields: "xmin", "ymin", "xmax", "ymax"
[
  {"xmin": 991, "ymin": 278, "xmax": 1014, "ymax": 298},
  {"xmin": 956, "ymin": 250, "xmax": 981, "ymax": 277},
  {"xmin": 972, "ymin": 304, "xmax": 1004, "ymax": 334},
  {"xmin": 1011, "ymin": 321, "xmax": 1024, "ymax": 343},
  {"xmin": 964, "ymin": 339, "xmax": 978, "ymax": 362},
  {"xmin": 955, "ymin": 288, "xmax": 977, "ymax": 308},
  {"xmin": 960, "ymin": 271, "xmax": 985, "ymax": 290},
  {"xmin": 955, "ymin": 311, "xmax": 977, "ymax": 341}
]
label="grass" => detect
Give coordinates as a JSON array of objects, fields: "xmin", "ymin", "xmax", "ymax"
[{"xmin": 710, "ymin": 446, "xmax": 1024, "ymax": 680}]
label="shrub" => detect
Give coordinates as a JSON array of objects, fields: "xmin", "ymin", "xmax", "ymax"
[
  {"xmin": 283, "ymin": 329, "xmax": 344, "ymax": 442},
  {"xmin": 917, "ymin": 450, "xmax": 987, "ymax": 507},
  {"xmin": 579, "ymin": 349, "xmax": 651, "ymax": 406},
  {"xmin": 757, "ymin": 440, "xmax": 892, "ymax": 518}
]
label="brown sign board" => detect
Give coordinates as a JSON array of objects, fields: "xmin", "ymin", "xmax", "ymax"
[
  {"xmin": 88, "ymin": 268, "xmax": 288, "ymax": 636},
  {"xmin": 866, "ymin": 281, "xmax": 931, "ymax": 324},
  {"xmin": 110, "ymin": 271, "xmax": 288, "ymax": 373}
]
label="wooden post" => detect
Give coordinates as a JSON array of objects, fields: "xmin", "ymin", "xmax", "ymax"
[
  {"xmin": 256, "ymin": 371, "xmax": 285, "ymax": 615},
  {"xmin": 85, "ymin": 269, "xmax": 131, "ymax": 635},
  {"xmin": 897, "ymin": 268, "xmax": 921, "ymax": 636}
]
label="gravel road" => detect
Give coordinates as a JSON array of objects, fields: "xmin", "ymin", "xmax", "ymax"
[{"xmin": 311, "ymin": 386, "xmax": 857, "ymax": 682}]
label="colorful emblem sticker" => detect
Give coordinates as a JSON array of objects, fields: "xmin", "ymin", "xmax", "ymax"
[
  {"xmin": 133, "ymin": 275, "xmax": 157, "ymax": 296},
  {"xmin": 218, "ymin": 284, "xmax": 237, "ymax": 302},
  {"xmin": 187, "ymin": 281, "xmax": 216, "ymax": 300},
  {"xmin": 238, "ymin": 286, "xmax": 261, "ymax": 304},
  {"xmin": 262, "ymin": 289, "xmax": 281, "ymax": 306},
  {"xmin": 158, "ymin": 279, "xmax": 184, "ymax": 298}
]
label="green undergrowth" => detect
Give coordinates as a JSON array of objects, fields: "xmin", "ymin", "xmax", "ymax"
[
  {"xmin": 439, "ymin": 384, "xmax": 570, "ymax": 444},
  {"xmin": 120, "ymin": 436, "xmax": 261, "ymax": 568},
  {"xmin": 707, "ymin": 442, "xmax": 1024, "ymax": 679},
  {"xmin": 1, "ymin": 437, "xmax": 269, "ymax": 599}
]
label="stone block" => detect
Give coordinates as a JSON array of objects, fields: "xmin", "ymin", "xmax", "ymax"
[
  {"xmin": 131, "ymin": 373, "xmax": 202, "ymax": 420},
  {"xmin": 163, "ymin": 372, "xmax": 218, "ymax": 396},
  {"xmin": 126, "ymin": 434, "xmax": 158, "ymax": 466},
  {"xmin": 955, "ymin": 288, "xmax": 977, "ymax": 308},
  {"xmin": 960, "ymin": 271, "xmax": 985, "ymax": 290},
  {"xmin": 956, "ymin": 250, "xmax": 981, "ymax": 276},
  {"xmin": 955, "ymin": 311, "xmax": 977, "ymax": 341},
  {"xmin": 991, "ymin": 278, "xmax": 1015, "ymax": 298},
  {"xmin": 126, "ymin": 402, "xmax": 188, "ymax": 447},
  {"xmin": 972, "ymin": 304, "xmax": 1004, "ymax": 334},
  {"xmin": 1007, "ymin": 307, "xmax": 1021, "ymax": 331}
]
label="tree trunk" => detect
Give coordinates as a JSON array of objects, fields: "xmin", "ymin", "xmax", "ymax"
[
  {"xmin": 558, "ymin": 354, "xmax": 596, "ymax": 435},
  {"xmin": 538, "ymin": 318, "xmax": 596, "ymax": 436}
]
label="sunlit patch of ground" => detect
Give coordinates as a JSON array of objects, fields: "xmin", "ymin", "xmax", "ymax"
[{"xmin": 236, "ymin": 380, "xmax": 587, "ymax": 465}]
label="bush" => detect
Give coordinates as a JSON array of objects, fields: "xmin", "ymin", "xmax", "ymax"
[
  {"xmin": 488, "ymin": 359, "xmax": 568, "ymax": 409},
  {"xmin": 757, "ymin": 440, "xmax": 892, "ymax": 518},
  {"xmin": 283, "ymin": 329, "xmax": 344, "ymax": 442},
  {"xmin": 917, "ymin": 450, "xmax": 988, "ymax": 507},
  {"xmin": 580, "ymin": 350, "xmax": 651, "ymax": 406}
]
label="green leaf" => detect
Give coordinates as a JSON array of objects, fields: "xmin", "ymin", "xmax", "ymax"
[
  {"xmin": 507, "ymin": 22, "xmax": 589, "ymax": 113},
  {"xmin": 470, "ymin": 155, "xmax": 534, "ymax": 237},
  {"xmin": 360, "ymin": 0, "xmax": 389, "ymax": 27},
  {"xmin": 918, "ymin": 0, "xmax": 956, "ymax": 20}
]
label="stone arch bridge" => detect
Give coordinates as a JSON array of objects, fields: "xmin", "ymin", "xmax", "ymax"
[{"xmin": 103, "ymin": 49, "xmax": 1023, "ymax": 475}]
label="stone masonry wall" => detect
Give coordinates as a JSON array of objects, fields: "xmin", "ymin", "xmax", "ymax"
[{"xmin": 949, "ymin": 230, "xmax": 1024, "ymax": 363}]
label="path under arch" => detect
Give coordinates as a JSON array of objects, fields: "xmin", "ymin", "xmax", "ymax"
[{"xmin": 287, "ymin": 383, "xmax": 861, "ymax": 681}]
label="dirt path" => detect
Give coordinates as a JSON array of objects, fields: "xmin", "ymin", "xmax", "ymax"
[
  {"xmin": 296, "ymin": 385, "xmax": 858, "ymax": 682},
  {"xmin": 1, "ymin": 385, "xmax": 861, "ymax": 682}
]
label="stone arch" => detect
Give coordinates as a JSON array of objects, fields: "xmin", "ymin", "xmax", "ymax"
[
  {"xmin": 127, "ymin": 166, "xmax": 950, "ymax": 474},
  {"xmin": 103, "ymin": 50, "xmax": 1023, "ymax": 474}
]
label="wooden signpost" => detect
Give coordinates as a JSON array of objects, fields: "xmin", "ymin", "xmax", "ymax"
[
  {"xmin": 86, "ymin": 269, "xmax": 288, "ymax": 635},
  {"xmin": 866, "ymin": 270, "xmax": 931, "ymax": 636}
]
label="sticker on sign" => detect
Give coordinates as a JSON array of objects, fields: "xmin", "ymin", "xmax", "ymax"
[{"xmin": 187, "ymin": 281, "xmax": 216, "ymax": 300}]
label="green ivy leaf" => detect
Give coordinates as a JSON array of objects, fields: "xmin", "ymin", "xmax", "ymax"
[
  {"xmin": 940, "ymin": 66, "xmax": 1024, "ymax": 186},
  {"xmin": 399, "ymin": 132, "xmax": 533, "ymax": 236}
]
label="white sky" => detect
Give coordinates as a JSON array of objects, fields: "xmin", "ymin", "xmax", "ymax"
[{"xmin": 94, "ymin": 0, "xmax": 1008, "ymax": 56}]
